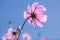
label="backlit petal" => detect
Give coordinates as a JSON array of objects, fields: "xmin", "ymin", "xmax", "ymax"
[
  {"xmin": 35, "ymin": 5, "xmax": 46, "ymax": 15},
  {"xmin": 37, "ymin": 15, "xmax": 47, "ymax": 22},
  {"xmin": 32, "ymin": 2, "xmax": 39, "ymax": 12},
  {"xmin": 24, "ymin": 11, "xmax": 30, "ymax": 19},
  {"xmin": 36, "ymin": 19, "xmax": 43, "ymax": 28},
  {"xmin": 27, "ymin": 17, "xmax": 32, "ymax": 25},
  {"xmin": 27, "ymin": 5, "xmax": 31, "ymax": 14}
]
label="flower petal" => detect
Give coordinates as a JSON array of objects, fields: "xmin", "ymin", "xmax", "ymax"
[
  {"xmin": 31, "ymin": 19, "xmax": 36, "ymax": 29},
  {"xmin": 6, "ymin": 28, "xmax": 13, "ymax": 39},
  {"xmin": 37, "ymin": 5, "xmax": 46, "ymax": 12},
  {"xmin": 24, "ymin": 11, "xmax": 30, "ymax": 19},
  {"xmin": 2, "ymin": 35, "xmax": 7, "ymax": 40},
  {"xmin": 35, "ymin": 5, "xmax": 46, "ymax": 15},
  {"xmin": 32, "ymin": 2, "xmax": 39, "ymax": 12},
  {"xmin": 27, "ymin": 5, "xmax": 31, "ymax": 14},
  {"xmin": 37, "ymin": 15, "xmax": 47, "ymax": 22},
  {"xmin": 39, "ymin": 5, "xmax": 46, "ymax": 12},
  {"xmin": 36, "ymin": 19, "xmax": 43, "ymax": 28},
  {"xmin": 7, "ymin": 27, "xmax": 13, "ymax": 33},
  {"xmin": 27, "ymin": 17, "xmax": 32, "ymax": 25},
  {"xmin": 28, "ymin": 18, "xmax": 36, "ymax": 29}
]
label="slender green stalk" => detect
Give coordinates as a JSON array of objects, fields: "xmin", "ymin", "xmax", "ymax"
[{"xmin": 18, "ymin": 17, "xmax": 30, "ymax": 40}]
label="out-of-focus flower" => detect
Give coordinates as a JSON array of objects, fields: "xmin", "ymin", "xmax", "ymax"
[
  {"xmin": 2, "ymin": 28, "xmax": 18, "ymax": 40},
  {"xmin": 22, "ymin": 33, "xmax": 31, "ymax": 40},
  {"xmin": 41, "ymin": 37, "xmax": 49, "ymax": 40},
  {"xmin": 24, "ymin": 2, "xmax": 47, "ymax": 29}
]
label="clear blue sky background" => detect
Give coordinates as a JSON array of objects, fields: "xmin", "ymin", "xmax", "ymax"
[{"xmin": 0, "ymin": 0, "xmax": 60, "ymax": 40}]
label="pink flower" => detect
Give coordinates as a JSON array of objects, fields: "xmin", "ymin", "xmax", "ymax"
[
  {"xmin": 2, "ymin": 28, "xmax": 18, "ymax": 40},
  {"xmin": 22, "ymin": 33, "xmax": 31, "ymax": 40},
  {"xmin": 24, "ymin": 2, "xmax": 47, "ymax": 28},
  {"xmin": 41, "ymin": 37, "xmax": 49, "ymax": 40}
]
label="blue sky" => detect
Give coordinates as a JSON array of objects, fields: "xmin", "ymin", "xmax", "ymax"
[{"xmin": 0, "ymin": 0, "xmax": 60, "ymax": 40}]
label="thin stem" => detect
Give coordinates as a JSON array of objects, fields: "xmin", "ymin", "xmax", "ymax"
[
  {"xmin": 21, "ymin": 18, "xmax": 29, "ymax": 30},
  {"xmin": 18, "ymin": 17, "xmax": 30, "ymax": 40}
]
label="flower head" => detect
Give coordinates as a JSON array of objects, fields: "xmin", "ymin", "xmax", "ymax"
[
  {"xmin": 41, "ymin": 37, "xmax": 49, "ymax": 40},
  {"xmin": 24, "ymin": 2, "xmax": 47, "ymax": 28},
  {"xmin": 22, "ymin": 33, "xmax": 31, "ymax": 40},
  {"xmin": 2, "ymin": 28, "xmax": 18, "ymax": 40}
]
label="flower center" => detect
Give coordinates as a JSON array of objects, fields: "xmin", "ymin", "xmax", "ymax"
[
  {"xmin": 31, "ymin": 13, "xmax": 36, "ymax": 18},
  {"xmin": 12, "ymin": 31, "xmax": 17, "ymax": 35}
]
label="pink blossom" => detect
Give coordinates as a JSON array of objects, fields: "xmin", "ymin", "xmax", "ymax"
[
  {"xmin": 24, "ymin": 2, "xmax": 47, "ymax": 28},
  {"xmin": 22, "ymin": 33, "xmax": 31, "ymax": 40},
  {"xmin": 41, "ymin": 37, "xmax": 49, "ymax": 40},
  {"xmin": 2, "ymin": 28, "xmax": 18, "ymax": 40}
]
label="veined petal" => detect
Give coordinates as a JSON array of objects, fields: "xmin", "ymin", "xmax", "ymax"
[
  {"xmin": 27, "ymin": 5, "xmax": 31, "ymax": 14},
  {"xmin": 32, "ymin": 2, "xmax": 39, "ymax": 12},
  {"xmin": 38, "ymin": 5, "xmax": 46, "ymax": 12},
  {"xmin": 35, "ymin": 9, "xmax": 43, "ymax": 15},
  {"xmin": 35, "ymin": 5, "xmax": 46, "ymax": 15},
  {"xmin": 27, "ymin": 17, "xmax": 32, "ymax": 25},
  {"xmin": 40, "ymin": 5, "xmax": 46, "ymax": 12},
  {"xmin": 36, "ymin": 19, "xmax": 43, "ymax": 28},
  {"xmin": 24, "ymin": 11, "xmax": 30, "ymax": 19},
  {"xmin": 37, "ymin": 15, "xmax": 47, "ymax": 22},
  {"xmin": 31, "ymin": 19, "xmax": 36, "ymax": 29},
  {"xmin": 28, "ymin": 18, "xmax": 36, "ymax": 29}
]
